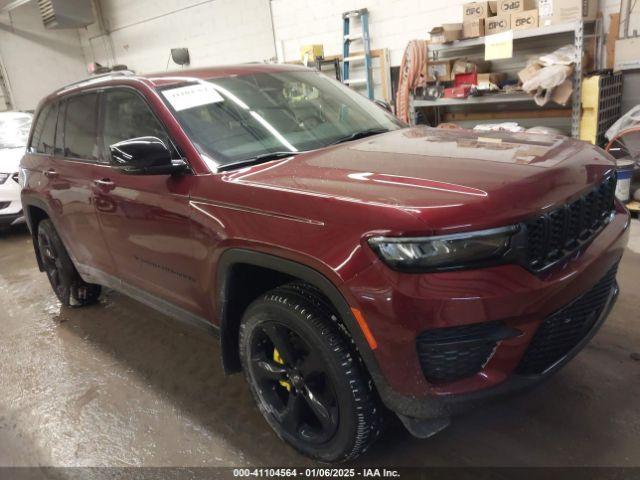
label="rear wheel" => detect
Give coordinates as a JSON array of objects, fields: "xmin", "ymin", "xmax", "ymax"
[
  {"xmin": 37, "ymin": 219, "xmax": 101, "ymax": 307},
  {"xmin": 239, "ymin": 283, "xmax": 383, "ymax": 462}
]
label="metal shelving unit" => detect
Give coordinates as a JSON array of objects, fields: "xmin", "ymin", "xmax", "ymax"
[
  {"xmin": 413, "ymin": 92, "xmax": 534, "ymax": 107},
  {"xmin": 410, "ymin": 20, "xmax": 600, "ymax": 138}
]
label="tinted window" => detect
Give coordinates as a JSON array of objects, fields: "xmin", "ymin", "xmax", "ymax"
[
  {"xmin": 29, "ymin": 105, "xmax": 49, "ymax": 152},
  {"xmin": 55, "ymin": 101, "xmax": 65, "ymax": 155},
  {"xmin": 64, "ymin": 93, "xmax": 99, "ymax": 160},
  {"xmin": 160, "ymin": 72, "xmax": 402, "ymax": 167},
  {"xmin": 30, "ymin": 104, "xmax": 56, "ymax": 154},
  {"xmin": 102, "ymin": 90, "xmax": 173, "ymax": 162},
  {"xmin": 38, "ymin": 103, "xmax": 57, "ymax": 154}
]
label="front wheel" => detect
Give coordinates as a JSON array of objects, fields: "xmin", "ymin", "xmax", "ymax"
[
  {"xmin": 37, "ymin": 219, "xmax": 101, "ymax": 307},
  {"xmin": 239, "ymin": 283, "xmax": 383, "ymax": 462}
]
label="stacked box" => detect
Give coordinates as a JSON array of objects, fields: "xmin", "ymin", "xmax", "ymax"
[{"xmin": 463, "ymin": 1, "xmax": 496, "ymax": 38}]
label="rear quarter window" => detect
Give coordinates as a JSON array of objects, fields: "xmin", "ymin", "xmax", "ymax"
[{"xmin": 29, "ymin": 103, "xmax": 57, "ymax": 154}]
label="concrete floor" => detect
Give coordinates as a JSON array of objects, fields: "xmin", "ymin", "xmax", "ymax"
[{"xmin": 0, "ymin": 221, "xmax": 639, "ymax": 468}]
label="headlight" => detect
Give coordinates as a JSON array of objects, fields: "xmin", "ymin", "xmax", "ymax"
[
  {"xmin": 0, "ymin": 173, "xmax": 9, "ymax": 185},
  {"xmin": 368, "ymin": 225, "xmax": 518, "ymax": 272}
]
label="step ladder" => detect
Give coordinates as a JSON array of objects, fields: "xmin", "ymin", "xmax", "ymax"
[{"xmin": 342, "ymin": 8, "xmax": 374, "ymax": 100}]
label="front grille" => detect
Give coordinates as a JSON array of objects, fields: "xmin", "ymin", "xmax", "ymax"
[
  {"xmin": 525, "ymin": 176, "xmax": 616, "ymax": 271},
  {"xmin": 517, "ymin": 263, "xmax": 618, "ymax": 375},
  {"xmin": 416, "ymin": 321, "xmax": 518, "ymax": 384}
]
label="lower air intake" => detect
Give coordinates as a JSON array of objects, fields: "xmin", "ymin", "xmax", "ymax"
[{"xmin": 517, "ymin": 263, "xmax": 618, "ymax": 375}]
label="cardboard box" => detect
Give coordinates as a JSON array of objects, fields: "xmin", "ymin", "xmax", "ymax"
[
  {"xmin": 463, "ymin": 1, "xmax": 497, "ymax": 19},
  {"xmin": 452, "ymin": 58, "xmax": 490, "ymax": 74},
  {"xmin": 300, "ymin": 44, "xmax": 324, "ymax": 63},
  {"xmin": 463, "ymin": 18, "xmax": 486, "ymax": 38},
  {"xmin": 429, "ymin": 23, "xmax": 463, "ymax": 43},
  {"xmin": 518, "ymin": 62, "xmax": 542, "ymax": 84},
  {"xmin": 477, "ymin": 72, "xmax": 507, "ymax": 88},
  {"xmin": 426, "ymin": 60, "xmax": 453, "ymax": 82},
  {"xmin": 551, "ymin": 78, "xmax": 573, "ymax": 105},
  {"xmin": 486, "ymin": 14, "xmax": 511, "ymax": 34},
  {"xmin": 497, "ymin": 0, "xmax": 536, "ymax": 14},
  {"xmin": 512, "ymin": 9, "xmax": 539, "ymax": 29},
  {"xmin": 539, "ymin": 0, "xmax": 598, "ymax": 26},
  {"xmin": 614, "ymin": 37, "xmax": 640, "ymax": 70},
  {"xmin": 556, "ymin": 0, "xmax": 598, "ymax": 22}
]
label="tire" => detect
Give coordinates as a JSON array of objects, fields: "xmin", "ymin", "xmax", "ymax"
[
  {"xmin": 239, "ymin": 283, "xmax": 383, "ymax": 462},
  {"xmin": 37, "ymin": 219, "xmax": 101, "ymax": 307}
]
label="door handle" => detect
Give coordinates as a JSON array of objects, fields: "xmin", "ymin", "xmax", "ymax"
[
  {"xmin": 44, "ymin": 169, "xmax": 58, "ymax": 179},
  {"xmin": 93, "ymin": 178, "xmax": 116, "ymax": 191}
]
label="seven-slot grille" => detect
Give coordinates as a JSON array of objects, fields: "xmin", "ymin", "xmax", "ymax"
[
  {"xmin": 525, "ymin": 175, "xmax": 616, "ymax": 271},
  {"xmin": 517, "ymin": 263, "xmax": 618, "ymax": 375}
]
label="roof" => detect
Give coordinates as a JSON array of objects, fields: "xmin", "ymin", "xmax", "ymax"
[{"xmin": 52, "ymin": 63, "xmax": 311, "ymax": 96}]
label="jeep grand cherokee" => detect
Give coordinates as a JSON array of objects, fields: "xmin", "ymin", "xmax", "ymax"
[{"xmin": 20, "ymin": 65, "xmax": 630, "ymax": 462}]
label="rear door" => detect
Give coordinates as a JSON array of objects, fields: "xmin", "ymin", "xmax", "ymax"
[
  {"xmin": 36, "ymin": 93, "xmax": 115, "ymax": 278},
  {"xmin": 92, "ymin": 88, "xmax": 205, "ymax": 318}
]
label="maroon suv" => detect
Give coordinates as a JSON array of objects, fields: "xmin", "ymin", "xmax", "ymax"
[{"xmin": 20, "ymin": 65, "xmax": 629, "ymax": 462}]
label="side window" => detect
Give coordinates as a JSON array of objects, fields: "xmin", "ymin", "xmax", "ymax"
[
  {"xmin": 30, "ymin": 103, "xmax": 57, "ymax": 154},
  {"xmin": 55, "ymin": 101, "xmax": 66, "ymax": 156},
  {"xmin": 38, "ymin": 103, "xmax": 57, "ymax": 154},
  {"xmin": 64, "ymin": 93, "xmax": 99, "ymax": 161},
  {"xmin": 102, "ymin": 89, "xmax": 174, "ymax": 163}
]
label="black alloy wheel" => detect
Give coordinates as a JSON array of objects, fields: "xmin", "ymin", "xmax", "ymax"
[
  {"xmin": 249, "ymin": 321, "xmax": 339, "ymax": 444},
  {"xmin": 37, "ymin": 219, "xmax": 101, "ymax": 307},
  {"xmin": 239, "ymin": 283, "xmax": 383, "ymax": 462}
]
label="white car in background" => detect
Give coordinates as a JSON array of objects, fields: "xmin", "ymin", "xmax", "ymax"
[{"xmin": 0, "ymin": 111, "xmax": 32, "ymax": 230}]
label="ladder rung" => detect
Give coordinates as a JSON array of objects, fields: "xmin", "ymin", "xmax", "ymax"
[
  {"xmin": 344, "ymin": 33, "xmax": 363, "ymax": 41},
  {"xmin": 344, "ymin": 55, "xmax": 366, "ymax": 62},
  {"xmin": 344, "ymin": 78, "xmax": 367, "ymax": 85},
  {"xmin": 343, "ymin": 9, "xmax": 367, "ymax": 18}
]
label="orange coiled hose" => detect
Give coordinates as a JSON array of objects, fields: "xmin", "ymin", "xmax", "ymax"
[{"xmin": 396, "ymin": 39, "xmax": 428, "ymax": 124}]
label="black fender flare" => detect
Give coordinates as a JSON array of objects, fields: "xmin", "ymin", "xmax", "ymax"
[
  {"xmin": 216, "ymin": 248, "xmax": 384, "ymax": 387},
  {"xmin": 21, "ymin": 196, "xmax": 56, "ymax": 272}
]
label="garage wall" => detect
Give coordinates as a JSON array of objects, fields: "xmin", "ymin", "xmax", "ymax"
[
  {"xmin": 271, "ymin": 0, "xmax": 466, "ymax": 66},
  {"xmin": 0, "ymin": 1, "xmax": 87, "ymax": 111},
  {"xmin": 78, "ymin": 0, "xmax": 277, "ymax": 74},
  {"xmin": 271, "ymin": 0, "xmax": 622, "ymax": 66}
]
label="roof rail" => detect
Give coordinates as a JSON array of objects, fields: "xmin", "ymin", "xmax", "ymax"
[{"xmin": 58, "ymin": 70, "xmax": 137, "ymax": 92}]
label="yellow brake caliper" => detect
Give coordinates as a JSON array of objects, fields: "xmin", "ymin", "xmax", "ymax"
[{"xmin": 273, "ymin": 349, "xmax": 291, "ymax": 392}]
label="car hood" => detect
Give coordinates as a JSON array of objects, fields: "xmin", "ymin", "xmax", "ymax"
[
  {"xmin": 224, "ymin": 127, "xmax": 616, "ymax": 234},
  {"xmin": 0, "ymin": 147, "xmax": 26, "ymax": 173}
]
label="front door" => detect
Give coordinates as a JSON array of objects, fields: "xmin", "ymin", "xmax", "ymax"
[{"xmin": 92, "ymin": 88, "xmax": 205, "ymax": 319}]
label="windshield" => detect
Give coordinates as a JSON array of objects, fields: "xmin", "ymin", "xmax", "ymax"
[
  {"xmin": 159, "ymin": 70, "xmax": 403, "ymax": 168},
  {"xmin": 0, "ymin": 112, "xmax": 32, "ymax": 149}
]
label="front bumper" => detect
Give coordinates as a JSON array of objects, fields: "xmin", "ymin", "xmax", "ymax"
[
  {"xmin": 343, "ymin": 207, "xmax": 630, "ymax": 420},
  {"xmin": 394, "ymin": 281, "xmax": 618, "ymax": 421},
  {"xmin": 0, "ymin": 210, "xmax": 24, "ymax": 226},
  {"xmin": 0, "ymin": 175, "xmax": 23, "ymax": 226}
]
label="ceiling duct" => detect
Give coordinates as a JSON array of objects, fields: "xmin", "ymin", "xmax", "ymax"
[{"xmin": 36, "ymin": 0, "xmax": 94, "ymax": 29}]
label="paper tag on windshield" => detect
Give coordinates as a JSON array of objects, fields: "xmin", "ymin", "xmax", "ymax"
[{"xmin": 162, "ymin": 83, "xmax": 223, "ymax": 111}]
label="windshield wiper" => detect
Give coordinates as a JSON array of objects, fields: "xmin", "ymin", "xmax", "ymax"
[
  {"xmin": 217, "ymin": 151, "xmax": 302, "ymax": 172},
  {"xmin": 329, "ymin": 128, "xmax": 390, "ymax": 146}
]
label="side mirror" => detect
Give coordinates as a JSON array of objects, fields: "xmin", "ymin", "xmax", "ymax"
[
  {"xmin": 110, "ymin": 136, "xmax": 188, "ymax": 175},
  {"xmin": 374, "ymin": 99, "xmax": 392, "ymax": 113}
]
